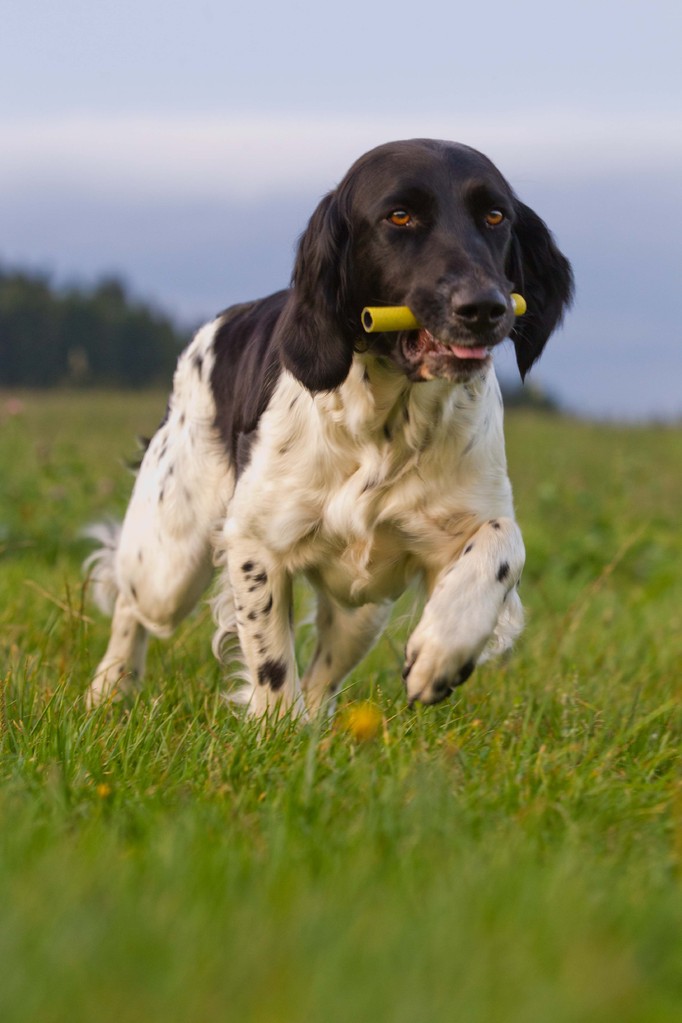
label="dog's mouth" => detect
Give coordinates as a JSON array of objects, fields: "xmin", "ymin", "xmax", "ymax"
[{"xmin": 400, "ymin": 328, "xmax": 494, "ymax": 381}]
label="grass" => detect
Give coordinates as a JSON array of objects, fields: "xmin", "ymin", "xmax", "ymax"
[{"xmin": 1, "ymin": 389, "xmax": 682, "ymax": 1022}]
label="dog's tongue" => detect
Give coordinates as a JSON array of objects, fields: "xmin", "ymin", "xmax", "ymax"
[{"xmin": 449, "ymin": 344, "xmax": 489, "ymax": 360}]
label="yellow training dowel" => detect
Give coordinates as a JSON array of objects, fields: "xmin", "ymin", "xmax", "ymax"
[
  {"xmin": 361, "ymin": 306, "xmax": 421, "ymax": 333},
  {"xmin": 362, "ymin": 294, "xmax": 526, "ymax": 333},
  {"xmin": 510, "ymin": 292, "xmax": 527, "ymax": 316}
]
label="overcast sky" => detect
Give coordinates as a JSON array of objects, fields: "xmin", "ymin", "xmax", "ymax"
[{"xmin": 2, "ymin": 0, "xmax": 681, "ymax": 418}]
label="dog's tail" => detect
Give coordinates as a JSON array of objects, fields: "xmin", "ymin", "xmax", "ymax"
[{"xmin": 82, "ymin": 519, "xmax": 121, "ymax": 616}]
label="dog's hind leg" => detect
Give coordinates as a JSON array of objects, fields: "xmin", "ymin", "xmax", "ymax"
[
  {"xmin": 85, "ymin": 439, "xmax": 226, "ymax": 706},
  {"xmin": 86, "ymin": 487, "xmax": 221, "ymax": 707},
  {"xmin": 301, "ymin": 593, "xmax": 391, "ymax": 715},
  {"xmin": 87, "ymin": 593, "xmax": 150, "ymax": 707},
  {"xmin": 85, "ymin": 321, "xmax": 234, "ymax": 706}
]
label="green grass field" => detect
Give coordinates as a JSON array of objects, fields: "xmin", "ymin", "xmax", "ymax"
[{"xmin": 1, "ymin": 390, "xmax": 681, "ymax": 1022}]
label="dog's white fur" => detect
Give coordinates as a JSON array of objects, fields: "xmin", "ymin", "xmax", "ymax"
[{"xmin": 86, "ymin": 318, "xmax": 525, "ymax": 716}]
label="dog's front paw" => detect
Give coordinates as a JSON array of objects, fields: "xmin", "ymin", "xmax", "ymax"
[
  {"xmin": 402, "ymin": 641, "xmax": 477, "ymax": 706},
  {"xmin": 402, "ymin": 610, "xmax": 490, "ymax": 705}
]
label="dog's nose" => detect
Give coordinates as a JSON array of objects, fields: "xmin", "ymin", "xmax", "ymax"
[{"xmin": 452, "ymin": 287, "xmax": 508, "ymax": 330}]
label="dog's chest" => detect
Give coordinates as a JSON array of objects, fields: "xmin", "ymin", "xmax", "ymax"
[
  {"xmin": 292, "ymin": 436, "xmax": 500, "ymax": 605},
  {"xmin": 233, "ymin": 370, "xmax": 510, "ymax": 606},
  {"xmin": 303, "ymin": 452, "xmax": 430, "ymax": 604}
]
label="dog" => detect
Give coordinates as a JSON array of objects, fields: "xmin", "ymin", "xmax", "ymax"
[{"xmin": 85, "ymin": 138, "xmax": 573, "ymax": 718}]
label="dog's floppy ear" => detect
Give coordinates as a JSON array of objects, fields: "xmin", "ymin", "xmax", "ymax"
[
  {"xmin": 507, "ymin": 199, "xmax": 574, "ymax": 380},
  {"xmin": 276, "ymin": 189, "xmax": 356, "ymax": 392}
]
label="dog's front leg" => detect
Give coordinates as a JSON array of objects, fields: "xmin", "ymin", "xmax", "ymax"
[
  {"xmin": 223, "ymin": 527, "xmax": 304, "ymax": 719},
  {"xmin": 404, "ymin": 517, "xmax": 525, "ymax": 705}
]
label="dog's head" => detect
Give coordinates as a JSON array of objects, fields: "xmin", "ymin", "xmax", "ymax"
[{"xmin": 277, "ymin": 139, "xmax": 573, "ymax": 390}]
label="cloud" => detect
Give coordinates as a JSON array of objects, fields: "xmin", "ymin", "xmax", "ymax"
[{"xmin": 4, "ymin": 110, "xmax": 681, "ymax": 201}]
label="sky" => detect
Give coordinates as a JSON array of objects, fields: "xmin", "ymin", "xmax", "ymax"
[{"xmin": 2, "ymin": 0, "xmax": 681, "ymax": 419}]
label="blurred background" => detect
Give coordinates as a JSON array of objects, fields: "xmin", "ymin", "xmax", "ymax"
[{"xmin": 1, "ymin": 0, "xmax": 680, "ymax": 418}]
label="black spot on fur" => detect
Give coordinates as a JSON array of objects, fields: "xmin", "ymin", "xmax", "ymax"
[
  {"xmin": 247, "ymin": 610, "xmax": 258, "ymax": 621},
  {"xmin": 430, "ymin": 659, "xmax": 475, "ymax": 701},
  {"xmin": 252, "ymin": 571, "xmax": 267, "ymax": 586},
  {"xmin": 193, "ymin": 354, "xmax": 204, "ymax": 379},
  {"xmin": 497, "ymin": 561, "xmax": 510, "ymax": 583},
  {"xmin": 456, "ymin": 660, "xmax": 476, "ymax": 686},
  {"xmin": 241, "ymin": 561, "xmax": 255, "ymax": 574},
  {"xmin": 131, "ymin": 585, "xmax": 138, "ymax": 600},
  {"xmin": 489, "ymin": 519, "xmax": 501, "ymax": 530},
  {"xmin": 463, "ymin": 543, "xmax": 474, "ymax": 554},
  {"xmin": 432, "ymin": 676, "xmax": 451, "ymax": 699},
  {"xmin": 258, "ymin": 659, "xmax": 287, "ymax": 691},
  {"xmin": 263, "ymin": 593, "xmax": 273, "ymax": 615},
  {"xmin": 383, "ymin": 422, "xmax": 392, "ymax": 441}
]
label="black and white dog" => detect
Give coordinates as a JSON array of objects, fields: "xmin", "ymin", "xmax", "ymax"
[{"xmin": 86, "ymin": 138, "xmax": 573, "ymax": 718}]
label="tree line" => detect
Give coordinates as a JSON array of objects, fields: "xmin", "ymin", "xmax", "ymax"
[{"xmin": 0, "ymin": 268, "xmax": 187, "ymax": 387}]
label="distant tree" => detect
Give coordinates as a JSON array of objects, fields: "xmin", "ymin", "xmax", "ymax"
[
  {"xmin": 500, "ymin": 379, "xmax": 560, "ymax": 413},
  {"xmin": 0, "ymin": 270, "xmax": 64, "ymax": 386},
  {"xmin": 0, "ymin": 267, "xmax": 187, "ymax": 388}
]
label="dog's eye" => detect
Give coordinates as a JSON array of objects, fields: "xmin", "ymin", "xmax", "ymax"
[
  {"xmin": 387, "ymin": 210, "xmax": 412, "ymax": 227},
  {"xmin": 484, "ymin": 209, "xmax": 505, "ymax": 227}
]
